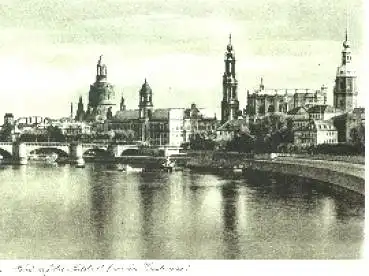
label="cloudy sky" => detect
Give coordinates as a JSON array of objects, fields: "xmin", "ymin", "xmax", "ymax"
[{"xmin": 0, "ymin": 0, "xmax": 366, "ymax": 121}]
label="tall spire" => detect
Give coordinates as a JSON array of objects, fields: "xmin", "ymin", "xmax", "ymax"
[
  {"xmin": 227, "ymin": 33, "xmax": 233, "ymax": 52},
  {"xmin": 260, "ymin": 77, "xmax": 264, "ymax": 90}
]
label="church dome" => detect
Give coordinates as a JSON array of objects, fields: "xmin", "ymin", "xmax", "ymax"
[{"xmin": 140, "ymin": 79, "xmax": 152, "ymax": 94}]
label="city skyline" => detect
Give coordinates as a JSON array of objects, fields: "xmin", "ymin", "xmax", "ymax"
[{"xmin": 0, "ymin": 0, "xmax": 366, "ymax": 122}]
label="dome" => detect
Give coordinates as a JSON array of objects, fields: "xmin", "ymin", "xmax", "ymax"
[
  {"xmin": 140, "ymin": 79, "xmax": 152, "ymax": 94},
  {"xmin": 343, "ymin": 39, "xmax": 351, "ymax": 48}
]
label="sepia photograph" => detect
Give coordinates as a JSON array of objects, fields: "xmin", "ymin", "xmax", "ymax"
[{"xmin": 0, "ymin": 0, "xmax": 365, "ymax": 263}]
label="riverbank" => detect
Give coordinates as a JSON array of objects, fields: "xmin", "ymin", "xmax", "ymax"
[{"xmin": 186, "ymin": 151, "xmax": 365, "ymax": 196}]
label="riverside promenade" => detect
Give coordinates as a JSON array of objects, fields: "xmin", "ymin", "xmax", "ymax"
[{"xmin": 186, "ymin": 152, "xmax": 365, "ymax": 196}]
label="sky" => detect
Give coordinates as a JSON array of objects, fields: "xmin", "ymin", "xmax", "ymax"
[{"xmin": 0, "ymin": 0, "xmax": 366, "ymax": 122}]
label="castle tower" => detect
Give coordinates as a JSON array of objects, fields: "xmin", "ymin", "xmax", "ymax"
[
  {"xmin": 333, "ymin": 29, "xmax": 358, "ymax": 112},
  {"xmin": 221, "ymin": 34, "xmax": 239, "ymax": 124},
  {"xmin": 88, "ymin": 55, "xmax": 116, "ymax": 120}
]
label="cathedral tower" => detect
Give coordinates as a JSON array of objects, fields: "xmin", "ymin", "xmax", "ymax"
[
  {"xmin": 221, "ymin": 34, "xmax": 239, "ymax": 124},
  {"xmin": 333, "ymin": 29, "xmax": 358, "ymax": 112}
]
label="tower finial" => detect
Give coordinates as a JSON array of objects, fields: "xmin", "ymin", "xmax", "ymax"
[{"xmin": 229, "ymin": 33, "xmax": 232, "ymax": 44}]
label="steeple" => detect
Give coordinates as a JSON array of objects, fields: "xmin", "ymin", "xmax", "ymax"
[
  {"xmin": 259, "ymin": 77, "xmax": 264, "ymax": 90},
  {"xmin": 70, "ymin": 102, "xmax": 73, "ymax": 119},
  {"xmin": 120, "ymin": 94, "xmax": 126, "ymax": 111},
  {"xmin": 221, "ymin": 34, "xmax": 239, "ymax": 124},
  {"xmin": 333, "ymin": 27, "xmax": 358, "ymax": 112},
  {"xmin": 75, "ymin": 96, "xmax": 85, "ymax": 122}
]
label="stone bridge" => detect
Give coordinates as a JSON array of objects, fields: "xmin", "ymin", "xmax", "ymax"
[
  {"xmin": 0, "ymin": 142, "xmax": 180, "ymax": 164},
  {"xmin": 0, "ymin": 142, "xmax": 140, "ymax": 164}
]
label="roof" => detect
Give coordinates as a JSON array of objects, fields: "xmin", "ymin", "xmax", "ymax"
[
  {"xmin": 114, "ymin": 109, "xmax": 140, "ymax": 121},
  {"xmin": 332, "ymin": 108, "xmax": 365, "ymax": 121},
  {"xmin": 307, "ymin": 105, "xmax": 337, "ymax": 113},
  {"xmin": 151, "ymin": 109, "xmax": 169, "ymax": 120},
  {"xmin": 249, "ymin": 88, "xmax": 322, "ymax": 96},
  {"xmin": 287, "ymin": 106, "xmax": 308, "ymax": 115}
]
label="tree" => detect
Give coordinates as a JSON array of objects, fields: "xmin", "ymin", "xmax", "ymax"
[
  {"xmin": 0, "ymin": 124, "xmax": 13, "ymax": 142},
  {"xmin": 47, "ymin": 126, "xmax": 66, "ymax": 142}
]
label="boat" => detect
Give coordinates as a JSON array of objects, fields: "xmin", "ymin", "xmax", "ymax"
[{"xmin": 161, "ymin": 157, "xmax": 176, "ymax": 172}]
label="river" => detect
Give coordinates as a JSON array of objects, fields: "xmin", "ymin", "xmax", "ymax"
[{"xmin": 0, "ymin": 163, "xmax": 364, "ymax": 259}]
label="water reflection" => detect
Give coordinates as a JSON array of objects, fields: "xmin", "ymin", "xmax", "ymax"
[
  {"xmin": 89, "ymin": 170, "xmax": 114, "ymax": 259},
  {"xmin": 0, "ymin": 164, "xmax": 364, "ymax": 259},
  {"xmin": 221, "ymin": 182, "xmax": 240, "ymax": 259}
]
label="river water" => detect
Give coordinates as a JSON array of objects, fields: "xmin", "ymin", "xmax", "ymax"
[{"xmin": 0, "ymin": 163, "xmax": 364, "ymax": 259}]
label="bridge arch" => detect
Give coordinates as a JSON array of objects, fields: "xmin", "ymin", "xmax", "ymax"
[
  {"xmin": 29, "ymin": 147, "xmax": 69, "ymax": 157},
  {"xmin": 83, "ymin": 148, "xmax": 109, "ymax": 157},
  {"xmin": 121, "ymin": 148, "xmax": 140, "ymax": 156}
]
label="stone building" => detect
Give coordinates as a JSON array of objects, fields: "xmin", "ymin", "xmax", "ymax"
[
  {"xmin": 105, "ymin": 79, "xmax": 185, "ymax": 146},
  {"xmin": 287, "ymin": 106, "xmax": 310, "ymax": 130},
  {"xmin": 182, "ymin": 103, "xmax": 218, "ymax": 143},
  {"xmin": 244, "ymin": 78, "xmax": 328, "ymax": 119},
  {"xmin": 293, "ymin": 120, "xmax": 338, "ymax": 146},
  {"xmin": 307, "ymin": 105, "xmax": 342, "ymax": 121},
  {"xmin": 333, "ymin": 30, "xmax": 358, "ymax": 112}
]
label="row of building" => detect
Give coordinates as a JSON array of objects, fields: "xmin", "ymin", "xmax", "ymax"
[{"xmin": 0, "ymin": 28, "xmax": 364, "ymax": 148}]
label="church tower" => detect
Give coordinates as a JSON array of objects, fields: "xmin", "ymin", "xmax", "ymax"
[
  {"xmin": 120, "ymin": 95, "xmax": 126, "ymax": 111},
  {"xmin": 333, "ymin": 29, "xmax": 358, "ymax": 112},
  {"xmin": 138, "ymin": 78, "xmax": 153, "ymax": 119},
  {"xmin": 221, "ymin": 34, "xmax": 239, "ymax": 124},
  {"xmin": 75, "ymin": 96, "xmax": 85, "ymax": 122},
  {"xmin": 138, "ymin": 78, "xmax": 153, "ymax": 143}
]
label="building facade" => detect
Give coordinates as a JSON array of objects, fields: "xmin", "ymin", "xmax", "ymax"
[
  {"xmin": 333, "ymin": 30, "xmax": 358, "ymax": 112},
  {"xmin": 332, "ymin": 107, "xmax": 365, "ymax": 143},
  {"xmin": 221, "ymin": 35, "xmax": 239, "ymax": 124},
  {"xmin": 245, "ymin": 78, "xmax": 328, "ymax": 119},
  {"xmin": 182, "ymin": 103, "xmax": 218, "ymax": 143},
  {"xmin": 293, "ymin": 120, "xmax": 338, "ymax": 146},
  {"xmin": 104, "ymin": 79, "xmax": 187, "ymax": 147}
]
